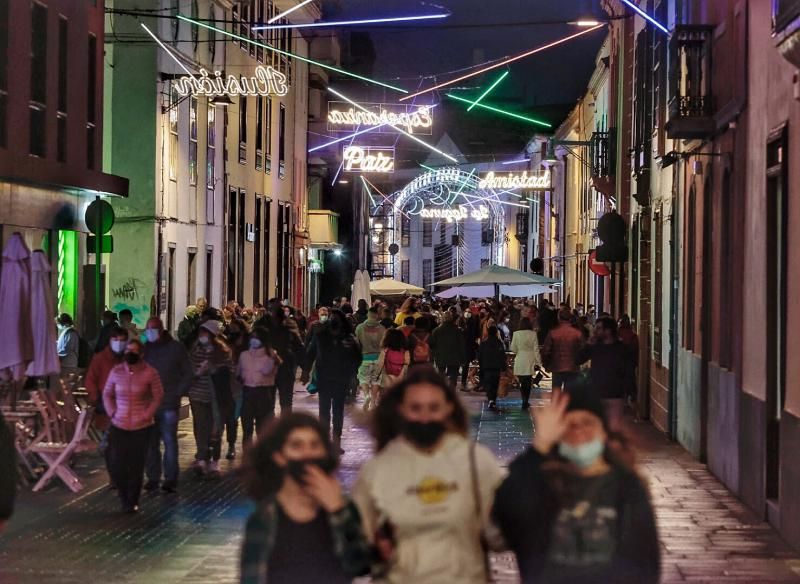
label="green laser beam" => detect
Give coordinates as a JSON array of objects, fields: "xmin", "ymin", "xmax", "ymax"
[
  {"xmin": 467, "ymin": 70, "xmax": 509, "ymax": 111},
  {"xmin": 177, "ymin": 15, "xmax": 408, "ymax": 94},
  {"xmin": 451, "ymin": 169, "xmax": 476, "ymax": 204},
  {"xmin": 419, "ymin": 163, "xmax": 437, "ymax": 172},
  {"xmin": 447, "ymin": 94, "xmax": 552, "ymax": 128}
]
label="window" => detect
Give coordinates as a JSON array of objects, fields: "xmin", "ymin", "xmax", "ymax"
[
  {"xmin": 422, "ymin": 259, "xmax": 432, "ymax": 289},
  {"xmin": 239, "ymin": 96, "xmax": 247, "ymax": 163},
  {"xmin": 238, "ymin": 190, "xmax": 246, "ymax": 305},
  {"xmin": 481, "ymin": 218, "xmax": 493, "ymax": 246},
  {"xmin": 439, "ymin": 221, "xmax": 446, "ymax": 244},
  {"xmin": 401, "ymin": 260, "xmax": 410, "ymax": 283},
  {"xmin": 187, "ymin": 249, "xmax": 197, "ymax": 307},
  {"xmin": 256, "ymin": 0, "xmax": 265, "ymax": 63},
  {"xmin": 278, "ymin": 103, "xmax": 286, "ymax": 178},
  {"xmin": 276, "ymin": 203, "xmax": 292, "ymax": 299},
  {"xmin": 169, "ymin": 85, "xmax": 178, "ymax": 180},
  {"xmin": 87, "ymin": 34, "xmax": 97, "ymax": 169},
  {"xmin": 0, "ymin": 0, "xmax": 8, "ymax": 147},
  {"xmin": 191, "ymin": 0, "xmax": 199, "ymax": 52},
  {"xmin": 422, "ymin": 218, "xmax": 432, "ymax": 247},
  {"xmin": 208, "ymin": 6, "xmax": 216, "ymax": 64},
  {"xmin": 264, "ymin": 100, "xmax": 274, "ymax": 174},
  {"xmin": 189, "ymin": 97, "xmax": 198, "ymax": 186},
  {"xmin": 207, "ymin": 104, "xmax": 216, "ymax": 195},
  {"xmin": 29, "ymin": 2, "xmax": 47, "ymax": 157},
  {"xmin": 240, "ymin": 1, "xmax": 249, "ymax": 51},
  {"xmin": 255, "ymin": 96, "xmax": 264, "ymax": 170},
  {"xmin": 57, "ymin": 17, "xmax": 67, "ymax": 162},
  {"xmin": 401, "ymin": 213, "xmax": 410, "ymax": 247},
  {"xmin": 651, "ymin": 0, "xmax": 667, "ymax": 155}
]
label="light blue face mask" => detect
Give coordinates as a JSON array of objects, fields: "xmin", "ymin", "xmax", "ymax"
[
  {"xmin": 558, "ymin": 439, "xmax": 605, "ymax": 469},
  {"xmin": 145, "ymin": 329, "xmax": 160, "ymax": 343}
]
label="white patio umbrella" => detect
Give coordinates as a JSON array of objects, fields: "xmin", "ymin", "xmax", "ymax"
[
  {"xmin": 0, "ymin": 233, "xmax": 33, "ymax": 381},
  {"xmin": 369, "ymin": 278, "xmax": 425, "ymax": 296},
  {"xmin": 432, "ymin": 264, "xmax": 560, "ymax": 299},
  {"xmin": 26, "ymin": 251, "xmax": 60, "ymax": 377}
]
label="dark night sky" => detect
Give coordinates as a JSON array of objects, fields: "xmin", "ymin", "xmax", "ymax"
[{"xmin": 326, "ymin": 0, "xmax": 607, "ymax": 107}]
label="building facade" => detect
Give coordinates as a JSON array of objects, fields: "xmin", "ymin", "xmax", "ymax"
[
  {"xmin": 555, "ymin": 0, "xmax": 800, "ymax": 550},
  {"xmin": 1, "ymin": 0, "xmax": 128, "ymax": 342},
  {"xmin": 105, "ymin": 0, "xmax": 311, "ymax": 332}
]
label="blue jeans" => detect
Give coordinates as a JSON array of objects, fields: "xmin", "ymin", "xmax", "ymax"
[{"xmin": 145, "ymin": 409, "xmax": 179, "ymax": 486}]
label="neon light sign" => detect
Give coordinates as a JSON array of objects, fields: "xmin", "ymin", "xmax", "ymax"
[
  {"xmin": 478, "ymin": 170, "xmax": 552, "ymax": 190},
  {"xmin": 175, "ymin": 66, "xmax": 289, "ymax": 97},
  {"xmin": 419, "ymin": 205, "xmax": 489, "ymax": 222},
  {"xmin": 343, "ymin": 146, "xmax": 395, "ymax": 173},
  {"xmin": 328, "ymin": 102, "xmax": 433, "ymax": 135}
]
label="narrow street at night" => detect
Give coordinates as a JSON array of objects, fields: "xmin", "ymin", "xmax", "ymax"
[{"xmin": 4, "ymin": 0, "xmax": 800, "ymax": 582}]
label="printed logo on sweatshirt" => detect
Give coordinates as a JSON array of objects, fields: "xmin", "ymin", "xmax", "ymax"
[{"xmin": 406, "ymin": 477, "xmax": 459, "ymax": 504}]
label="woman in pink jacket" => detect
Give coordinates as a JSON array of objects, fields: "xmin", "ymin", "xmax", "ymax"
[{"xmin": 103, "ymin": 339, "xmax": 164, "ymax": 513}]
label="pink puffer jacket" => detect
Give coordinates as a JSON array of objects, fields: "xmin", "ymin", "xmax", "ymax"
[{"xmin": 103, "ymin": 362, "xmax": 164, "ymax": 431}]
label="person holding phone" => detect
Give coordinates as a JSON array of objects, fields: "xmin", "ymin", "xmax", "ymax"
[{"xmin": 239, "ymin": 413, "xmax": 371, "ymax": 584}]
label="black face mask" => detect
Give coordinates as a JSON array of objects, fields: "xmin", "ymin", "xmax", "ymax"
[
  {"xmin": 402, "ymin": 420, "xmax": 446, "ymax": 449},
  {"xmin": 285, "ymin": 456, "xmax": 337, "ymax": 485},
  {"xmin": 125, "ymin": 353, "xmax": 141, "ymax": 365}
]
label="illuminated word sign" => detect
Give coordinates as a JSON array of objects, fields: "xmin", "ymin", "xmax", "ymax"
[
  {"xmin": 175, "ymin": 66, "xmax": 289, "ymax": 98},
  {"xmin": 478, "ymin": 170, "xmax": 551, "ymax": 191},
  {"xmin": 419, "ymin": 205, "xmax": 489, "ymax": 223},
  {"xmin": 343, "ymin": 146, "xmax": 395, "ymax": 173},
  {"xmin": 328, "ymin": 102, "xmax": 433, "ymax": 135},
  {"xmin": 399, "ymin": 168, "xmax": 476, "ymax": 201}
]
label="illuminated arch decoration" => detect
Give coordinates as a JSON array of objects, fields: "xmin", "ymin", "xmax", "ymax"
[{"xmin": 375, "ymin": 168, "xmax": 511, "ymax": 279}]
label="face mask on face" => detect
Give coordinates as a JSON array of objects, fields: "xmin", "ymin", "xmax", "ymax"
[
  {"xmin": 464, "ymin": 312, "xmax": 472, "ymax": 319},
  {"xmin": 125, "ymin": 352, "xmax": 141, "ymax": 365},
  {"xmin": 558, "ymin": 438, "xmax": 605, "ymax": 469},
  {"xmin": 285, "ymin": 456, "xmax": 337, "ymax": 485},
  {"xmin": 198, "ymin": 336, "xmax": 211, "ymax": 345},
  {"xmin": 319, "ymin": 315, "xmax": 329, "ymax": 323},
  {"xmin": 249, "ymin": 338, "xmax": 262, "ymax": 350},
  {"xmin": 403, "ymin": 420, "xmax": 446, "ymax": 449},
  {"xmin": 145, "ymin": 329, "xmax": 160, "ymax": 343},
  {"xmin": 110, "ymin": 339, "xmax": 127, "ymax": 354}
]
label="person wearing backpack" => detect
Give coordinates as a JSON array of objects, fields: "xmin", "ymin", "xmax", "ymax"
[
  {"xmin": 478, "ymin": 325, "xmax": 508, "ymax": 410},
  {"xmin": 408, "ymin": 317, "xmax": 434, "ymax": 370},
  {"xmin": 372, "ymin": 329, "xmax": 410, "ymax": 404}
]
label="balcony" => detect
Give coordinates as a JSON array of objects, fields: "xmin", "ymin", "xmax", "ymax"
[
  {"xmin": 666, "ymin": 26, "xmax": 715, "ymax": 140},
  {"xmin": 308, "ymin": 209, "xmax": 340, "ymax": 249},
  {"xmin": 773, "ymin": 0, "xmax": 800, "ymax": 68},
  {"xmin": 590, "ymin": 129, "xmax": 616, "ymax": 199}
]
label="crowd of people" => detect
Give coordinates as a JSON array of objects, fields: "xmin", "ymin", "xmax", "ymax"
[{"xmin": 32, "ymin": 292, "xmax": 654, "ymax": 582}]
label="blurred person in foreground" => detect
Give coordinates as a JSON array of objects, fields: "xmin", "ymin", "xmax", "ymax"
[
  {"xmin": 492, "ymin": 390, "xmax": 659, "ymax": 584},
  {"xmin": 239, "ymin": 413, "xmax": 371, "ymax": 584}
]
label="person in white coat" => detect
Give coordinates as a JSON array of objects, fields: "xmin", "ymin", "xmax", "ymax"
[
  {"xmin": 352, "ymin": 366, "xmax": 505, "ymax": 583},
  {"xmin": 510, "ymin": 317, "xmax": 542, "ymax": 410}
]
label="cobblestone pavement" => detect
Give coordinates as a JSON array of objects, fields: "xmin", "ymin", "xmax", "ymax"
[{"xmin": 2, "ymin": 384, "xmax": 799, "ymax": 583}]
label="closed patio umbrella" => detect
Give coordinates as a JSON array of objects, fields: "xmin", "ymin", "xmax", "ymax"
[
  {"xmin": 0, "ymin": 233, "xmax": 33, "ymax": 382},
  {"xmin": 26, "ymin": 251, "xmax": 60, "ymax": 377}
]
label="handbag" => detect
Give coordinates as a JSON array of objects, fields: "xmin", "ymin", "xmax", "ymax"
[{"xmin": 469, "ymin": 441, "xmax": 494, "ymax": 582}]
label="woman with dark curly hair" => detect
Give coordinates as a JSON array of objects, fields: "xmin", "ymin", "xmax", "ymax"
[
  {"xmin": 239, "ymin": 412, "xmax": 371, "ymax": 584},
  {"xmin": 352, "ymin": 366, "xmax": 505, "ymax": 583}
]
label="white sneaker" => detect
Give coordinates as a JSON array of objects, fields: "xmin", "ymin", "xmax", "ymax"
[{"xmin": 208, "ymin": 460, "xmax": 220, "ymax": 475}]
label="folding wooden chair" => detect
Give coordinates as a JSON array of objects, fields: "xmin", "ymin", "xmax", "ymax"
[{"xmin": 30, "ymin": 407, "xmax": 96, "ymax": 493}]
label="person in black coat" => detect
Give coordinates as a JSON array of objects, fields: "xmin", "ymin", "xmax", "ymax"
[
  {"xmin": 492, "ymin": 390, "xmax": 660, "ymax": 584},
  {"xmin": 302, "ymin": 310, "xmax": 362, "ymax": 454},
  {"xmin": 255, "ymin": 307, "xmax": 305, "ymax": 415},
  {"xmin": 478, "ymin": 325, "xmax": 507, "ymax": 409}
]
